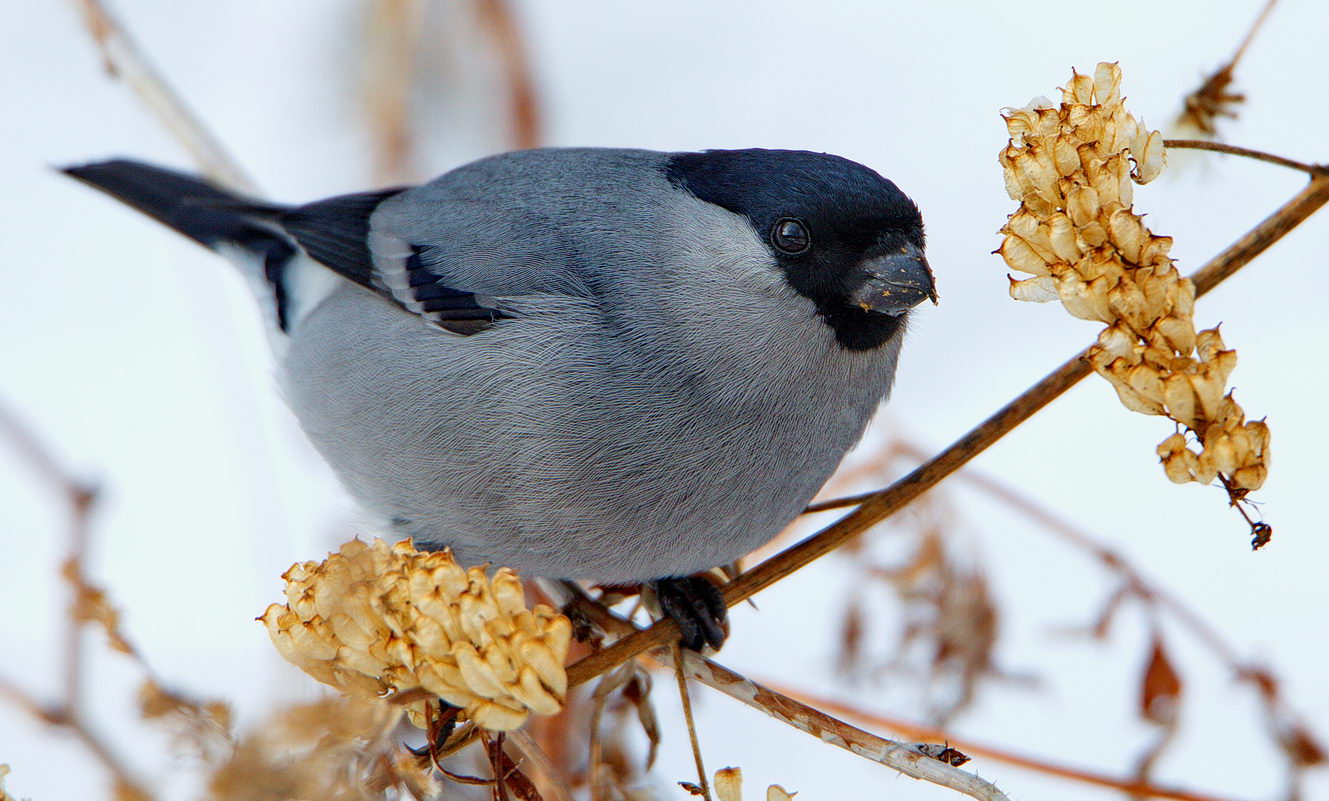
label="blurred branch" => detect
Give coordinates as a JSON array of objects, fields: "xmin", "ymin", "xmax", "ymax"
[
  {"xmin": 761, "ymin": 682, "xmax": 1256, "ymax": 801},
  {"xmin": 900, "ymin": 441, "xmax": 1243, "ymax": 662},
  {"xmin": 477, "ymin": 0, "xmax": 542, "ymax": 149},
  {"xmin": 921, "ymin": 445, "xmax": 1324, "ymax": 780},
  {"xmin": 1164, "ymin": 140, "xmax": 1328, "ymax": 176},
  {"xmin": 0, "ymin": 400, "xmax": 153, "ymax": 799},
  {"xmin": 564, "ymin": 587, "xmax": 1011, "ymax": 801},
  {"xmin": 67, "ymin": 0, "xmax": 254, "ymax": 191},
  {"xmin": 364, "ymin": 0, "xmax": 424, "ymax": 183},
  {"xmin": 364, "ymin": 0, "xmax": 539, "ymax": 182},
  {"xmin": 568, "ymin": 174, "xmax": 1329, "ymax": 685}
]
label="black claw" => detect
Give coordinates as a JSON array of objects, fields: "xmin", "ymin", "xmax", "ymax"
[
  {"xmin": 407, "ymin": 699, "xmax": 459, "ymax": 758},
  {"xmin": 651, "ymin": 576, "xmax": 729, "ymax": 651}
]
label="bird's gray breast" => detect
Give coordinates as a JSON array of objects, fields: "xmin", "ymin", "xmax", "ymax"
[{"xmin": 281, "ymin": 281, "xmax": 899, "ymax": 583}]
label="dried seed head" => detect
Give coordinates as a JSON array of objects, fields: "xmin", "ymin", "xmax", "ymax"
[
  {"xmin": 262, "ymin": 538, "xmax": 572, "ymax": 731},
  {"xmin": 999, "ymin": 63, "xmax": 1270, "ymax": 520},
  {"xmin": 712, "ymin": 766, "xmax": 796, "ymax": 801}
]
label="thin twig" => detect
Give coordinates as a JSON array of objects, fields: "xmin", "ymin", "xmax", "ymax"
[
  {"xmin": 67, "ymin": 0, "xmax": 253, "ymax": 190},
  {"xmin": 564, "ymin": 590, "xmax": 1011, "ymax": 801},
  {"xmin": 0, "ymin": 675, "xmax": 60, "ymax": 723},
  {"xmin": 1231, "ymin": 0, "xmax": 1278, "ymax": 67},
  {"xmin": 761, "ymin": 682, "xmax": 1257, "ymax": 801},
  {"xmin": 1164, "ymin": 140, "xmax": 1328, "ymax": 176},
  {"xmin": 566, "ymin": 175, "xmax": 1329, "ymax": 688},
  {"xmin": 671, "ymin": 641, "xmax": 712, "ymax": 801}
]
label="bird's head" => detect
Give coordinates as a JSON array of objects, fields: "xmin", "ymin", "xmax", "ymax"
[{"xmin": 665, "ymin": 149, "xmax": 934, "ymax": 350}]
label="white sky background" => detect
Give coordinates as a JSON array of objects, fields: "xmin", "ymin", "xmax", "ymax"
[{"xmin": 2, "ymin": 1, "xmax": 1327, "ymax": 800}]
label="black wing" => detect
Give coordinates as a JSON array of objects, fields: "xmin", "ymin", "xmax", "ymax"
[{"xmin": 280, "ymin": 191, "xmax": 510, "ymax": 336}]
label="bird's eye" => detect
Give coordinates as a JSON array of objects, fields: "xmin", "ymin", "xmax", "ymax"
[{"xmin": 771, "ymin": 218, "xmax": 811, "ymax": 254}]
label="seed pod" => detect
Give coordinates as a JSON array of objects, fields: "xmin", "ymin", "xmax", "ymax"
[
  {"xmin": 998, "ymin": 62, "xmax": 1270, "ymax": 504},
  {"xmin": 262, "ymin": 538, "xmax": 572, "ymax": 732}
]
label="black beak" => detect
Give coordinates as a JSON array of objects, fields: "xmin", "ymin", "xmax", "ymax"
[{"xmin": 850, "ymin": 242, "xmax": 937, "ymax": 316}]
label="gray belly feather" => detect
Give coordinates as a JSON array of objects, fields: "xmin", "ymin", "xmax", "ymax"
[{"xmin": 282, "ymin": 285, "xmax": 898, "ymax": 582}]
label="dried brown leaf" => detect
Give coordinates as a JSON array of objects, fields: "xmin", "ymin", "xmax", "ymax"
[
  {"xmin": 63, "ymin": 558, "xmax": 137, "ymax": 657},
  {"xmin": 1278, "ymin": 723, "xmax": 1327, "ymax": 767},
  {"xmin": 1140, "ymin": 638, "xmax": 1183, "ymax": 725},
  {"xmin": 622, "ymin": 671, "xmax": 661, "ymax": 769}
]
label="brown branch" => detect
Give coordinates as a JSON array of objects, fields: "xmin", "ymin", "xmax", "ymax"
[
  {"xmin": 67, "ymin": 0, "xmax": 253, "ymax": 190},
  {"xmin": 1164, "ymin": 140, "xmax": 1329, "ymax": 177},
  {"xmin": 563, "ymin": 589, "xmax": 1011, "ymax": 801},
  {"xmin": 761, "ymin": 683, "xmax": 1256, "ymax": 801},
  {"xmin": 566, "ymin": 174, "xmax": 1329, "ymax": 688}
]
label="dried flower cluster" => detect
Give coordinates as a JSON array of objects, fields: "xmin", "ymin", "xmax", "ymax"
[
  {"xmin": 998, "ymin": 62, "xmax": 1270, "ymax": 498},
  {"xmin": 203, "ymin": 696, "xmax": 438, "ymax": 801},
  {"xmin": 262, "ymin": 538, "xmax": 572, "ymax": 731},
  {"xmin": 0, "ymin": 764, "xmax": 13, "ymax": 801}
]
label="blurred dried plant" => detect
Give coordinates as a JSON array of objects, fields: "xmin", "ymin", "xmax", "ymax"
[
  {"xmin": 1175, "ymin": 0, "xmax": 1277, "ymax": 139},
  {"xmin": 203, "ymin": 696, "xmax": 435, "ymax": 801},
  {"xmin": 828, "ymin": 435, "xmax": 1326, "ymax": 794},
  {"xmin": 998, "ymin": 62, "xmax": 1271, "ymax": 545},
  {"xmin": 262, "ymin": 538, "xmax": 572, "ymax": 732},
  {"xmin": 828, "ymin": 448, "xmax": 1004, "ymax": 725},
  {"xmin": 582, "ymin": 662, "xmax": 660, "ymax": 801},
  {"xmin": 363, "ymin": 0, "xmax": 540, "ymax": 183}
]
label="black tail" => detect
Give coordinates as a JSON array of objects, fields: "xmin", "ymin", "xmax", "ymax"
[
  {"xmin": 64, "ymin": 160, "xmax": 300, "ymax": 329},
  {"xmin": 61, "ymin": 160, "xmax": 287, "ymax": 251}
]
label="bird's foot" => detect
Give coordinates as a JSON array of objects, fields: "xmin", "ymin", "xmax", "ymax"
[
  {"xmin": 406, "ymin": 699, "xmax": 459, "ymax": 758},
  {"xmin": 650, "ymin": 575, "xmax": 728, "ymax": 652}
]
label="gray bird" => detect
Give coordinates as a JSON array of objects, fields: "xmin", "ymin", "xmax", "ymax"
[{"xmin": 63, "ymin": 148, "xmax": 935, "ymax": 649}]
